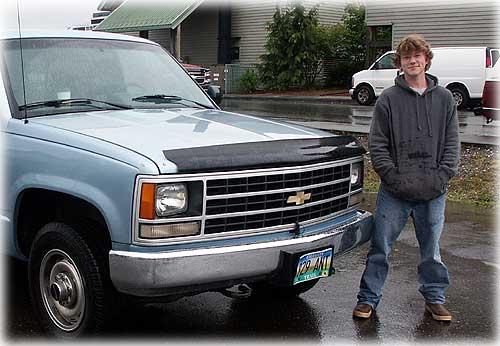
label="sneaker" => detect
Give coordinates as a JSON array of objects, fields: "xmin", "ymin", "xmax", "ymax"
[
  {"xmin": 425, "ymin": 303, "xmax": 452, "ymax": 321},
  {"xmin": 353, "ymin": 303, "xmax": 373, "ymax": 319}
]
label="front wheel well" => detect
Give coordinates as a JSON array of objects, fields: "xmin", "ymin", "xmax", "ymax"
[
  {"xmin": 355, "ymin": 83, "xmax": 374, "ymax": 92},
  {"xmin": 446, "ymin": 82, "xmax": 470, "ymax": 96},
  {"xmin": 15, "ymin": 189, "xmax": 111, "ymax": 258}
]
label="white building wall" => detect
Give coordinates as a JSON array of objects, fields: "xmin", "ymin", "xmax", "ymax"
[
  {"xmin": 148, "ymin": 29, "xmax": 171, "ymax": 48},
  {"xmin": 180, "ymin": 4, "xmax": 219, "ymax": 66},
  {"xmin": 366, "ymin": 0, "xmax": 499, "ymax": 48}
]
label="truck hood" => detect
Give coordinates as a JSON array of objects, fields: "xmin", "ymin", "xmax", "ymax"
[{"xmin": 29, "ymin": 107, "xmax": 329, "ymax": 173}]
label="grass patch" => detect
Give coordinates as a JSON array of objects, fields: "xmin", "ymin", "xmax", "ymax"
[{"xmin": 330, "ymin": 131, "xmax": 499, "ymax": 207}]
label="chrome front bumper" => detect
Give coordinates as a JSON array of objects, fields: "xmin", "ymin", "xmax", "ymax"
[{"xmin": 109, "ymin": 210, "xmax": 373, "ymax": 297}]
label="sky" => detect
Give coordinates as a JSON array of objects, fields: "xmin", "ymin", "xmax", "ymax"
[{"xmin": 2, "ymin": 0, "xmax": 103, "ymax": 31}]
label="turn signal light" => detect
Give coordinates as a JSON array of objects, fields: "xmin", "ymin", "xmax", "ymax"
[{"xmin": 139, "ymin": 183, "xmax": 155, "ymax": 220}]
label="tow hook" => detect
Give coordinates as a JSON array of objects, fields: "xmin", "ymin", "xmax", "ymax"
[{"xmin": 219, "ymin": 284, "xmax": 252, "ymax": 299}]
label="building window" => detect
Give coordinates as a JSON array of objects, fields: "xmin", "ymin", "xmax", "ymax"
[
  {"xmin": 367, "ymin": 25, "xmax": 392, "ymax": 66},
  {"xmin": 231, "ymin": 47, "xmax": 240, "ymax": 61}
]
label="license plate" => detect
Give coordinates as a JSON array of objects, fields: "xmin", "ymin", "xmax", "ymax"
[{"xmin": 293, "ymin": 248, "xmax": 333, "ymax": 285}]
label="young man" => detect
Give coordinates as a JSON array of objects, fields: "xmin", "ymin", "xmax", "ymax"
[{"xmin": 353, "ymin": 35, "xmax": 460, "ymax": 321}]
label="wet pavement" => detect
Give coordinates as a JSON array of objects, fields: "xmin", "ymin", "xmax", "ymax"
[
  {"xmin": 5, "ymin": 193, "xmax": 498, "ymax": 342},
  {"xmin": 221, "ymin": 98, "xmax": 500, "ymax": 145}
]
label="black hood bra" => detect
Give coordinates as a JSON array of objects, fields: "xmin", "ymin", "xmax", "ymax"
[{"xmin": 164, "ymin": 136, "xmax": 366, "ymax": 173}]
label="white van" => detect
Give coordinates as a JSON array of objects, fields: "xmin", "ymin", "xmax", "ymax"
[{"xmin": 349, "ymin": 47, "xmax": 499, "ymax": 109}]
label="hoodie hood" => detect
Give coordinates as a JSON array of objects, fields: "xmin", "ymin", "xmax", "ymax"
[{"xmin": 394, "ymin": 73, "xmax": 439, "ymax": 94}]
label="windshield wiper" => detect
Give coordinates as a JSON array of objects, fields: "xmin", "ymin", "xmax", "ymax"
[
  {"xmin": 131, "ymin": 94, "xmax": 213, "ymax": 109},
  {"xmin": 19, "ymin": 98, "xmax": 133, "ymax": 111}
]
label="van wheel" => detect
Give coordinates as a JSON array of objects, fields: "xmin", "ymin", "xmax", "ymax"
[
  {"xmin": 449, "ymin": 86, "xmax": 469, "ymax": 110},
  {"xmin": 249, "ymin": 279, "xmax": 319, "ymax": 300},
  {"xmin": 28, "ymin": 222, "xmax": 112, "ymax": 337},
  {"xmin": 355, "ymin": 85, "xmax": 375, "ymax": 105}
]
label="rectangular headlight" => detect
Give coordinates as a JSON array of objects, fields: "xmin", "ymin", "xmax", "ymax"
[
  {"xmin": 351, "ymin": 163, "xmax": 361, "ymax": 186},
  {"xmin": 155, "ymin": 183, "xmax": 188, "ymax": 217},
  {"xmin": 140, "ymin": 222, "xmax": 199, "ymax": 239}
]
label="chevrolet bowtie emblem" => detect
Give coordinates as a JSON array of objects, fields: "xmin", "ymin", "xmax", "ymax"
[{"xmin": 287, "ymin": 191, "xmax": 311, "ymax": 205}]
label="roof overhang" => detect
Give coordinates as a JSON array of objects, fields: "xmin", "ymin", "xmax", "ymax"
[{"xmin": 95, "ymin": 0, "xmax": 204, "ymax": 33}]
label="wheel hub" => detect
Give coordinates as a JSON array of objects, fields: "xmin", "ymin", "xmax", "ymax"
[
  {"xmin": 452, "ymin": 91, "xmax": 463, "ymax": 106},
  {"xmin": 40, "ymin": 249, "xmax": 85, "ymax": 331},
  {"xmin": 50, "ymin": 273, "xmax": 74, "ymax": 306},
  {"xmin": 358, "ymin": 89, "xmax": 368, "ymax": 102}
]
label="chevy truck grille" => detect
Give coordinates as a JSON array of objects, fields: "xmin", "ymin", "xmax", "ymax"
[
  {"xmin": 134, "ymin": 158, "xmax": 362, "ymax": 245},
  {"xmin": 204, "ymin": 164, "xmax": 351, "ymax": 234},
  {"xmin": 187, "ymin": 68, "xmax": 210, "ymax": 87},
  {"xmin": 205, "ymin": 195, "xmax": 349, "ymax": 234},
  {"xmin": 206, "ymin": 165, "xmax": 350, "ymax": 196}
]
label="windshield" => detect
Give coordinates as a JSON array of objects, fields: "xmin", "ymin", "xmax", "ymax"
[{"xmin": 2, "ymin": 38, "xmax": 214, "ymax": 118}]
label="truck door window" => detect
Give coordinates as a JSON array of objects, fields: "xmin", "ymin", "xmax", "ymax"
[
  {"xmin": 375, "ymin": 53, "xmax": 396, "ymax": 70},
  {"xmin": 491, "ymin": 49, "xmax": 499, "ymax": 67}
]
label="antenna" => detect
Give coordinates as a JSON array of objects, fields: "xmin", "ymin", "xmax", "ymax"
[{"xmin": 16, "ymin": 0, "xmax": 28, "ymax": 124}]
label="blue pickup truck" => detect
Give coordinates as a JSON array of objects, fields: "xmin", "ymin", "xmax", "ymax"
[{"xmin": 1, "ymin": 30, "xmax": 373, "ymax": 337}]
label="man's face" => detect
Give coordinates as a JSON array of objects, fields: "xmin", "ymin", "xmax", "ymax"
[{"xmin": 400, "ymin": 50, "xmax": 428, "ymax": 78}]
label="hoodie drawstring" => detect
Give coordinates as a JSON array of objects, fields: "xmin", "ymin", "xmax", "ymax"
[
  {"xmin": 425, "ymin": 93, "xmax": 433, "ymax": 137},
  {"xmin": 416, "ymin": 94, "xmax": 422, "ymax": 131},
  {"xmin": 416, "ymin": 92, "xmax": 433, "ymax": 137},
  {"xmin": 396, "ymin": 73, "xmax": 437, "ymax": 137}
]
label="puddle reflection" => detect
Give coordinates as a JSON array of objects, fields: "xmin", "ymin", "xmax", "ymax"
[
  {"xmin": 228, "ymin": 295, "xmax": 322, "ymax": 338},
  {"xmin": 222, "ymin": 99, "xmax": 499, "ymax": 141},
  {"xmin": 352, "ymin": 313, "xmax": 381, "ymax": 341}
]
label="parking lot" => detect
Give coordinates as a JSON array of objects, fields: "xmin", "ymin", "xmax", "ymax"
[
  {"xmin": 6, "ymin": 193, "xmax": 497, "ymax": 342},
  {"xmin": 221, "ymin": 97, "xmax": 500, "ymax": 145}
]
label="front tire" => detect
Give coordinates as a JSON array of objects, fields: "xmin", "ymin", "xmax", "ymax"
[
  {"xmin": 28, "ymin": 222, "xmax": 112, "ymax": 337},
  {"xmin": 448, "ymin": 85, "xmax": 469, "ymax": 110},
  {"xmin": 355, "ymin": 85, "xmax": 375, "ymax": 105}
]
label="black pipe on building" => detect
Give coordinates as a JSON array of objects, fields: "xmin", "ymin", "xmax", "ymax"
[{"xmin": 217, "ymin": 5, "xmax": 232, "ymax": 64}]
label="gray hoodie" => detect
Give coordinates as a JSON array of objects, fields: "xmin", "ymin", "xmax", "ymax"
[{"xmin": 369, "ymin": 73, "xmax": 460, "ymax": 202}]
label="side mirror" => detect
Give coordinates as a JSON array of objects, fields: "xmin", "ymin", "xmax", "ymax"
[{"xmin": 207, "ymin": 85, "xmax": 223, "ymax": 106}]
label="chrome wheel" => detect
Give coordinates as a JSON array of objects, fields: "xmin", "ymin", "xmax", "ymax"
[
  {"xmin": 356, "ymin": 86, "xmax": 374, "ymax": 105},
  {"xmin": 448, "ymin": 86, "xmax": 469, "ymax": 109},
  {"xmin": 452, "ymin": 90, "xmax": 463, "ymax": 107},
  {"xmin": 39, "ymin": 249, "xmax": 85, "ymax": 332},
  {"xmin": 357, "ymin": 88, "xmax": 369, "ymax": 103}
]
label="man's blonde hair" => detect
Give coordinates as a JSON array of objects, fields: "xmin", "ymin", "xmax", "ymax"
[{"xmin": 393, "ymin": 34, "xmax": 434, "ymax": 71}]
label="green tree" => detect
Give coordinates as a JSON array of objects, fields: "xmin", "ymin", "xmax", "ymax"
[
  {"xmin": 239, "ymin": 69, "xmax": 259, "ymax": 93},
  {"xmin": 258, "ymin": 2, "xmax": 326, "ymax": 90},
  {"xmin": 323, "ymin": 3, "xmax": 367, "ymax": 86}
]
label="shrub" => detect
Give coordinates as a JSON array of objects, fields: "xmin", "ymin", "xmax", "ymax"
[
  {"xmin": 239, "ymin": 69, "xmax": 259, "ymax": 93},
  {"xmin": 258, "ymin": 3, "xmax": 326, "ymax": 90},
  {"xmin": 323, "ymin": 4, "xmax": 367, "ymax": 87}
]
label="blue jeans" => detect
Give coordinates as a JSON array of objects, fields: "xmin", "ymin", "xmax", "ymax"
[{"xmin": 357, "ymin": 186, "xmax": 449, "ymax": 309}]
